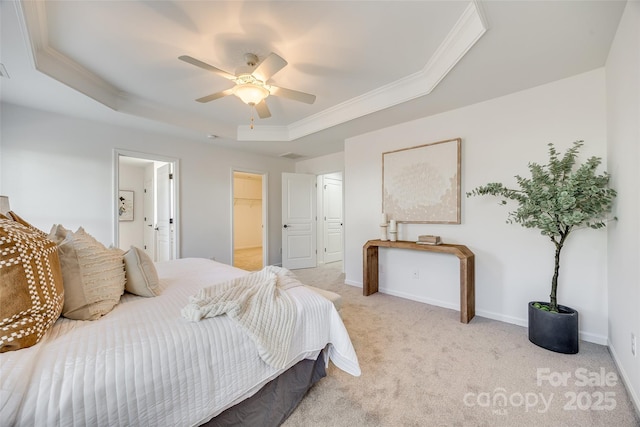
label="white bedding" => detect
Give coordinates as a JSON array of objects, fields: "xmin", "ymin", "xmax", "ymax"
[
  {"xmin": 0, "ymin": 258, "xmax": 360, "ymax": 426},
  {"xmin": 182, "ymin": 265, "xmax": 303, "ymax": 369}
]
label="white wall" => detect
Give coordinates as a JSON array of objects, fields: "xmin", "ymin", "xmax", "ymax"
[
  {"xmin": 345, "ymin": 69, "xmax": 609, "ymax": 344},
  {"xmin": 606, "ymin": 0, "xmax": 640, "ymax": 413},
  {"xmin": 0, "ymin": 104, "xmax": 295, "ymax": 265},
  {"xmin": 118, "ymin": 162, "xmax": 145, "ymax": 250},
  {"xmin": 295, "ymin": 151, "xmax": 344, "ymax": 175}
]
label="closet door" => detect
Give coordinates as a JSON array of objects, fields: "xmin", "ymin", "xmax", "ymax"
[
  {"xmin": 323, "ymin": 176, "xmax": 343, "ymax": 263},
  {"xmin": 281, "ymin": 173, "xmax": 316, "ymax": 269}
]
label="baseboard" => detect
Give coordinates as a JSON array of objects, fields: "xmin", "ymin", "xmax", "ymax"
[
  {"xmin": 474, "ymin": 308, "xmax": 527, "ymax": 328},
  {"xmin": 343, "ymin": 281, "xmax": 608, "ymax": 344},
  {"xmin": 378, "ymin": 287, "xmax": 460, "ymax": 311},
  {"xmin": 608, "ymin": 341, "xmax": 640, "ymax": 418},
  {"xmin": 578, "ymin": 330, "xmax": 608, "ymax": 346},
  {"xmin": 475, "ymin": 308, "xmax": 607, "ymax": 344},
  {"xmin": 344, "ymin": 279, "xmax": 362, "ymax": 288}
]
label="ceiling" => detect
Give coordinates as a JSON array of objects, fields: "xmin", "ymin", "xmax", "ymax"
[{"xmin": 0, "ymin": 1, "xmax": 626, "ymax": 160}]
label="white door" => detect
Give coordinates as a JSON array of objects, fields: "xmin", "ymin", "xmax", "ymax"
[
  {"xmin": 156, "ymin": 164, "xmax": 173, "ymax": 262},
  {"xmin": 323, "ymin": 176, "xmax": 343, "ymax": 263},
  {"xmin": 143, "ymin": 173, "xmax": 155, "ymax": 260},
  {"xmin": 282, "ymin": 173, "xmax": 316, "ymax": 269}
]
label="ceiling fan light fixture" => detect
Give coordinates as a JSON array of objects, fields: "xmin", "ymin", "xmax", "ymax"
[{"xmin": 233, "ymin": 83, "xmax": 269, "ymax": 105}]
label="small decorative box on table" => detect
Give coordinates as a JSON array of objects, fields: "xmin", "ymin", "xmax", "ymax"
[{"xmin": 362, "ymin": 239, "xmax": 475, "ymax": 324}]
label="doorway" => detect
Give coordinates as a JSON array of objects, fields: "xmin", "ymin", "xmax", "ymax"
[
  {"xmin": 114, "ymin": 150, "xmax": 179, "ymax": 261},
  {"xmin": 281, "ymin": 171, "xmax": 343, "ymax": 270},
  {"xmin": 232, "ymin": 171, "xmax": 267, "ymax": 271}
]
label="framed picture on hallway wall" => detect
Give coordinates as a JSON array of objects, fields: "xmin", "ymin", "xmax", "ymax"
[
  {"xmin": 118, "ymin": 190, "xmax": 134, "ymax": 221},
  {"xmin": 382, "ymin": 138, "xmax": 461, "ymax": 224}
]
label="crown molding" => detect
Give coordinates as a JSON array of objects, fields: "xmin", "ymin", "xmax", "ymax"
[
  {"xmin": 15, "ymin": 0, "xmax": 487, "ymax": 144},
  {"xmin": 239, "ymin": 0, "xmax": 488, "ymax": 141},
  {"xmin": 16, "ymin": 0, "xmax": 234, "ymax": 139},
  {"xmin": 13, "ymin": 0, "xmax": 48, "ymax": 64},
  {"xmin": 419, "ymin": 0, "xmax": 488, "ymax": 92},
  {"xmin": 17, "ymin": 0, "xmax": 122, "ymax": 109}
]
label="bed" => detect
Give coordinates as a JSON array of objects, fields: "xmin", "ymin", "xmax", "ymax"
[{"xmin": 0, "ymin": 252, "xmax": 360, "ymax": 426}]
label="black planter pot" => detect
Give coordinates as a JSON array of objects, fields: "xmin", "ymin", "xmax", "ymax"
[{"xmin": 528, "ymin": 302, "xmax": 579, "ymax": 354}]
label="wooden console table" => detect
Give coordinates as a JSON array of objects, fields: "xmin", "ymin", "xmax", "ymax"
[{"xmin": 363, "ymin": 239, "xmax": 475, "ymax": 323}]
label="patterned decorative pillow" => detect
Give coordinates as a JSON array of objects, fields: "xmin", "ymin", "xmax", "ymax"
[
  {"xmin": 123, "ymin": 246, "xmax": 160, "ymax": 297},
  {"xmin": 56, "ymin": 227, "xmax": 126, "ymax": 320},
  {"xmin": 7, "ymin": 211, "xmax": 47, "ymax": 237},
  {"xmin": 0, "ymin": 217, "xmax": 65, "ymax": 352}
]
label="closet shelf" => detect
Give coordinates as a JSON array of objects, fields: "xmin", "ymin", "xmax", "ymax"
[{"xmin": 233, "ymin": 197, "xmax": 262, "ymax": 207}]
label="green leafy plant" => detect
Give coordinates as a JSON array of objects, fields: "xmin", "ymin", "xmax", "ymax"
[{"xmin": 467, "ymin": 141, "xmax": 616, "ymax": 312}]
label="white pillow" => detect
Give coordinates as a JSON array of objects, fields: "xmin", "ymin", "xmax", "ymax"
[
  {"xmin": 56, "ymin": 227, "xmax": 125, "ymax": 320},
  {"xmin": 123, "ymin": 246, "xmax": 160, "ymax": 297}
]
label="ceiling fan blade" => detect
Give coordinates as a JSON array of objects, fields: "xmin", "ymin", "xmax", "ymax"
[
  {"xmin": 196, "ymin": 88, "xmax": 234, "ymax": 103},
  {"xmin": 269, "ymin": 85, "xmax": 316, "ymax": 104},
  {"xmin": 179, "ymin": 55, "xmax": 236, "ymax": 80},
  {"xmin": 252, "ymin": 52, "xmax": 287, "ymax": 82},
  {"xmin": 254, "ymin": 100, "xmax": 271, "ymax": 119}
]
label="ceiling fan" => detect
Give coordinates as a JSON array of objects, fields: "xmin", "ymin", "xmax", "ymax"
[{"xmin": 178, "ymin": 52, "xmax": 316, "ymax": 120}]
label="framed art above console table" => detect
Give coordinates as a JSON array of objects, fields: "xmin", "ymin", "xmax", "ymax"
[{"xmin": 382, "ymin": 138, "xmax": 461, "ymax": 224}]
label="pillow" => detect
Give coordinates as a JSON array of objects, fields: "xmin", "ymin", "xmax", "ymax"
[
  {"xmin": 0, "ymin": 218, "xmax": 65, "ymax": 352},
  {"xmin": 123, "ymin": 246, "xmax": 160, "ymax": 297},
  {"xmin": 47, "ymin": 224, "xmax": 70, "ymax": 244},
  {"xmin": 7, "ymin": 211, "xmax": 47, "ymax": 237},
  {"xmin": 56, "ymin": 227, "xmax": 125, "ymax": 320}
]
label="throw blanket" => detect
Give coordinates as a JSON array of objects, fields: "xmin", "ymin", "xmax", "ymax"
[{"xmin": 181, "ymin": 266, "xmax": 302, "ymax": 369}]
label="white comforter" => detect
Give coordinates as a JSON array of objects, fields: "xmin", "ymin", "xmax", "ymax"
[{"xmin": 0, "ymin": 258, "xmax": 360, "ymax": 426}]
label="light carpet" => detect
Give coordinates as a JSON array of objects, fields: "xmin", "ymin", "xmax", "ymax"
[
  {"xmin": 283, "ymin": 262, "xmax": 640, "ymax": 427},
  {"xmin": 233, "ymin": 247, "xmax": 263, "ymax": 271}
]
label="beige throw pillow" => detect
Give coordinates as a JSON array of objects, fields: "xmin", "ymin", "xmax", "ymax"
[
  {"xmin": 0, "ymin": 217, "xmax": 64, "ymax": 352},
  {"xmin": 47, "ymin": 223, "xmax": 70, "ymax": 244},
  {"xmin": 123, "ymin": 246, "xmax": 160, "ymax": 297},
  {"xmin": 56, "ymin": 227, "xmax": 125, "ymax": 320}
]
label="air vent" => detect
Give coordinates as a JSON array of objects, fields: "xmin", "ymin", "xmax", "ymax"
[
  {"xmin": 279, "ymin": 152, "xmax": 305, "ymax": 160},
  {"xmin": 0, "ymin": 64, "xmax": 9, "ymax": 79}
]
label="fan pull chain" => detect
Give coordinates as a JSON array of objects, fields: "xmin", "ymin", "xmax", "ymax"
[{"xmin": 249, "ymin": 105, "xmax": 255, "ymax": 129}]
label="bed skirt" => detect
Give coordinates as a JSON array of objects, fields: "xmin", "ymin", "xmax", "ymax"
[{"xmin": 202, "ymin": 352, "xmax": 327, "ymax": 427}]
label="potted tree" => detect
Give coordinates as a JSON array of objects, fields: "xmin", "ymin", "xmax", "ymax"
[{"xmin": 467, "ymin": 141, "xmax": 616, "ymax": 354}]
